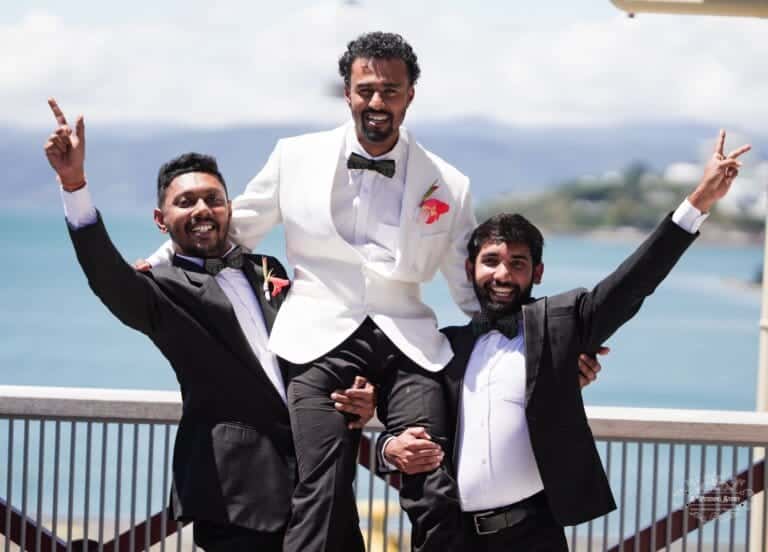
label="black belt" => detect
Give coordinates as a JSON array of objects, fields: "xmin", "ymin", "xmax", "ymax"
[{"xmin": 467, "ymin": 491, "xmax": 548, "ymax": 536}]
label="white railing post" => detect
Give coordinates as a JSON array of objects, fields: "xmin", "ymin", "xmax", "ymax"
[{"xmin": 749, "ymin": 195, "xmax": 768, "ymax": 552}]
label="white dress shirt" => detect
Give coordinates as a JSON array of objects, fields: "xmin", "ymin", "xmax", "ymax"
[
  {"xmin": 331, "ymin": 127, "xmax": 409, "ymax": 263},
  {"xmin": 61, "ymin": 186, "xmax": 287, "ymax": 403},
  {"xmin": 386, "ymin": 199, "xmax": 707, "ymax": 509},
  {"xmin": 457, "ymin": 327, "xmax": 543, "ymax": 511}
]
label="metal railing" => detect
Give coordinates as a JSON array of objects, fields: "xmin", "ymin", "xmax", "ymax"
[{"xmin": 1, "ymin": 386, "xmax": 768, "ymax": 551}]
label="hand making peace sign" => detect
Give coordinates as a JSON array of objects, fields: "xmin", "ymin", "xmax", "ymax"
[{"xmin": 689, "ymin": 130, "xmax": 751, "ymax": 213}]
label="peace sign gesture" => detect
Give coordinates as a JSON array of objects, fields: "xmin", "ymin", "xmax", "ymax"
[
  {"xmin": 44, "ymin": 98, "xmax": 86, "ymax": 191},
  {"xmin": 689, "ymin": 130, "xmax": 751, "ymax": 213}
]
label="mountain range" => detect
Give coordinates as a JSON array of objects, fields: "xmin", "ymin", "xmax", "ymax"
[{"xmin": 5, "ymin": 118, "xmax": 762, "ymax": 211}]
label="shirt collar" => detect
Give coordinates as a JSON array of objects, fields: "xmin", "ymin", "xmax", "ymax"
[
  {"xmin": 176, "ymin": 243, "xmax": 236, "ymax": 268},
  {"xmin": 475, "ymin": 320, "xmax": 525, "ymax": 343}
]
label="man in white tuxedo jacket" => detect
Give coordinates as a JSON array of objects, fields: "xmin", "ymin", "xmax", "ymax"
[
  {"xmin": 147, "ymin": 32, "xmax": 472, "ymax": 551},
  {"xmin": 148, "ymin": 32, "xmax": 602, "ymax": 552}
]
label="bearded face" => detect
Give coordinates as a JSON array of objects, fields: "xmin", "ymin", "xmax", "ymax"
[{"xmin": 467, "ymin": 240, "xmax": 543, "ymax": 318}]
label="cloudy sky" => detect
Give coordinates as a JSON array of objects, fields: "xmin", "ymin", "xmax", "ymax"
[{"xmin": 3, "ymin": 1, "xmax": 767, "ymax": 131}]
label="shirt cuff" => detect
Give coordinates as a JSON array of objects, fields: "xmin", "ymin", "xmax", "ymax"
[
  {"xmin": 379, "ymin": 436, "xmax": 399, "ymax": 473},
  {"xmin": 672, "ymin": 198, "xmax": 709, "ymax": 234},
  {"xmin": 60, "ymin": 185, "xmax": 98, "ymax": 228}
]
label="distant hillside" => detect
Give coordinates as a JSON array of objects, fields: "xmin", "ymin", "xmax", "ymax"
[
  {"xmin": 4, "ymin": 119, "xmax": 763, "ymax": 210},
  {"xmin": 478, "ymin": 162, "xmax": 764, "ymax": 243}
]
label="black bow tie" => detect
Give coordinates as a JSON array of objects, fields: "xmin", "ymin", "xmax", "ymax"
[
  {"xmin": 347, "ymin": 152, "xmax": 396, "ymax": 178},
  {"xmin": 471, "ymin": 311, "xmax": 521, "ymax": 340},
  {"xmin": 203, "ymin": 246, "xmax": 245, "ymax": 275}
]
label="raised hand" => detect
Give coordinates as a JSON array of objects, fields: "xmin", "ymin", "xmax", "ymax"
[
  {"xmin": 44, "ymin": 98, "xmax": 86, "ymax": 191},
  {"xmin": 688, "ymin": 130, "xmax": 751, "ymax": 213}
]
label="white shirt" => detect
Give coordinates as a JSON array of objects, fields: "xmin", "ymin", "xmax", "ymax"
[
  {"xmin": 457, "ymin": 326, "xmax": 543, "ymax": 511},
  {"xmin": 331, "ymin": 126, "xmax": 409, "ymax": 262},
  {"xmin": 61, "ymin": 186, "xmax": 287, "ymax": 403},
  {"xmin": 386, "ymin": 200, "xmax": 707, "ymax": 509}
]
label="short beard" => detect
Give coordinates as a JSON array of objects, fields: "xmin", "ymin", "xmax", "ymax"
[
  {"xmin": 473, "ymin": 281, "xmax": 533, "ymax": 320},
  {"xmin": 363, "ymin": 126, "xmax": 392, "ymax": 143},
  {"xmin": 360, "ymin": 109, "xmax": 398, "ymax": 143}
]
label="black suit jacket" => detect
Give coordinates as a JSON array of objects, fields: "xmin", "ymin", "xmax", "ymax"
[
  {"xmin": 403, "ymin": 214, "xmax": 696, "ymax": 527},
  {"xmin": 68, "ymin": 214, "xmax": 295, "ymax": 532}
]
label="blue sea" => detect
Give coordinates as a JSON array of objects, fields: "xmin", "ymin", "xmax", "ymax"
[{"xmin": 1, "ymin": 208, "xmax": 762, "ymax": 411}]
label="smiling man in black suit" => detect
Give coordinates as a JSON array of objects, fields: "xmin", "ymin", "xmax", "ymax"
[
  {"xmin": 43, "ymin": 98, "xmax": 375, "ymax": 552},
  {"xmin": 382, "ymin": 131, "xmax": 751, "ymax": 550}
]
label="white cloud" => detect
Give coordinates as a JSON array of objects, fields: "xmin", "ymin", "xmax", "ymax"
[{"xmin": 4, "ymin": 2, "xmax": 768, "ymax": 132}]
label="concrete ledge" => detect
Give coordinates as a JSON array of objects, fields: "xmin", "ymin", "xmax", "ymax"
[
  {"xmin": 586, "ymin": 405, "xmax": 768, "ymax": 445},
  {"xmin": 0, "ymin": 385, "xmax": 182, "ymax": 423},
  {"xmin": 2, "ymin": 386, "xmax": 768, "ymax": 444}
]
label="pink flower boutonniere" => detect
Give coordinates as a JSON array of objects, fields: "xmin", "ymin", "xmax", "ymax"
[
  {"xmin": 262, "ymin": 257, "xmax": 290, "ymax": 301},
  {"xmin": 419, "ymin": 180, "xmax": 450, "ymax": 224}
]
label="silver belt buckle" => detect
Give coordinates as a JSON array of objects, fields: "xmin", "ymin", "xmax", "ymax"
[{"xmin": 473, "ymin": 510, "xmax": 498, "ymax": 536}]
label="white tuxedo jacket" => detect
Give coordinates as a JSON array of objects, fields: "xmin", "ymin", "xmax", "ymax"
[{"xmin": 160, "ymin": 123, "xmax": 480, "ymax": 371}]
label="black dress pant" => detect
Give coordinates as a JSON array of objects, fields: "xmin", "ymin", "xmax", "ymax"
[
  {"xmin": 192, "ymin": 521, "xmax": 283, "ymax": 552},
  {"xmin": 282, "ymin": 318, "xmax": 462, "ymax": 552}
]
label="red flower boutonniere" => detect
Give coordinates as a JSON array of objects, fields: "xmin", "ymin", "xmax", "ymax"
[
  {"xmin": 419, "ymin": 180, "xmax": 450, "ymax": 224},
  {"xmin": 262, "ymin": 257, "xmax": 290, "ymax": 301}
]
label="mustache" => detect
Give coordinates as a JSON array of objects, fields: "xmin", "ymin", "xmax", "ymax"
[
  {"xmin": 363, "ymin": 109, "xmax": 392, "ymax": 118},
  {"xmin": 486, "ymin": 282, "xmax": 519, "ymax": 291}
]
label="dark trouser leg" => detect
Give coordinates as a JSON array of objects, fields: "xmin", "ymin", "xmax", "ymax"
[
  {"xmin": 378, "ymin": 356, "xmax": 463, "ymax": 551},
  {"xmin": 282, "ymin": 325, "xmax": 374, "ymax": 552},
  {"xmin": 192, "ymin": 521, "xmax": 284, "ymax": 552}
]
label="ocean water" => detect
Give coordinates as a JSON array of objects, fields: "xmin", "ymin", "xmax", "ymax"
[{"xmin": 0, "ymin": 208, "xmax": 762, "ymax": 411}]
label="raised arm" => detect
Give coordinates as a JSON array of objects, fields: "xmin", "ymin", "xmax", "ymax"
[
  {"xmin": 577, "ymin": 131, "xmax": 750, "ymax": 350},
  {"xmin": 45, "ymin": 98, "xmax": 163, "ymax": 335}
]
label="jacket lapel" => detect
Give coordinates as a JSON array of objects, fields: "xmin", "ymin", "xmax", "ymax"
[
  {"xmin": 396, "ymin": 136, "xmax": 441, "ymax": 267},
  {"xmin": 176, "ymin": 266, "xmax": 261, "ymax": 371},
  {"xmin": 171, "ymin": 257, "xmax": 278, "ymax": 388},
  {"xmin": 319, "ymin": 125, "xmax": 356, "ymax": 247},
  {"xmin": 522, "ymin": 298, "xmax": 546, "ymax": 407},
  {"xmin": 241, "ymin": 256, "xmax": 293, "ymax": 390},
  {"xmin": 444, "ymin": 325, "xmax": 478, "ymax": 465},
  {"xmin": 242, "ymin": 259, "xmax": 277, "ymax": 333}
]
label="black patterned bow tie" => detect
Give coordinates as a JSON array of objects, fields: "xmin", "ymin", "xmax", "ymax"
[
  {"xmin": 203, "ymin": 246, "xmax": 245, "ymax": 276},
  {"xmin": 347, "ymin": 152, "xmax": 396, "ymax": 178},
  {"xmin": 471, "ymin": 311, "xmax": 521, "ymax": 340}
]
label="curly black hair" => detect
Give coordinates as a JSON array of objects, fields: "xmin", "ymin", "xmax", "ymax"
[
  {"xmin": 468, "ymin": 213, "xmax": 545, "ymax": 266},
  {"xmin": 338, "ymin": 32, "xmax": 420, "ymax": 86},
  {"xmin": 156, "ymin": 152, "xmax": 227, "ymax": 207}
]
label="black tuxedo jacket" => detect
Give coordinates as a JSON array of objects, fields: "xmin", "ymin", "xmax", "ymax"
[
  {"xmin": 440, "ymin": 215, "xmax": 697, "ymax": 526},
  {"xmin": 68, "ymin": 215, "xmax": 295, "ymax": 532}
]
